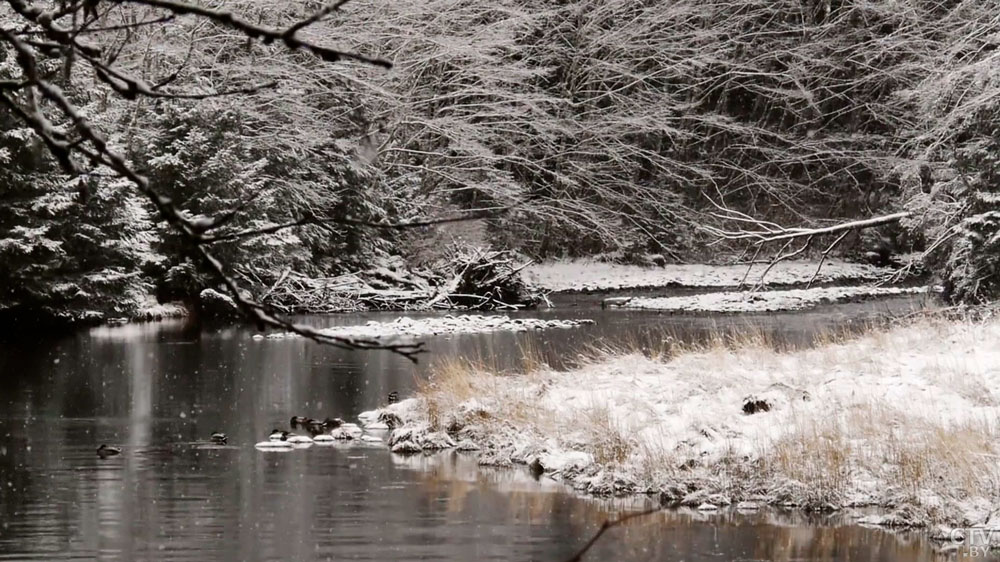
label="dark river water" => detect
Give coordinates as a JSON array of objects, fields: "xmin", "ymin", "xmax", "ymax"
[{"xmin": 1, "ymin": 293, "xmax": 991, "ymax": 561}]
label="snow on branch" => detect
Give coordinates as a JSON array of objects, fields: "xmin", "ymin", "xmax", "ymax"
[
  {"xmin": 0, "ymin": 0, "xmax": 424, "ymax": 359},
  {"xmin": 115, "ymin": 0, "xmax": 391, "ymax": 67},
  {"xmin": 703, "ymin": 197, "xmax": 911, "ymax": 290}
]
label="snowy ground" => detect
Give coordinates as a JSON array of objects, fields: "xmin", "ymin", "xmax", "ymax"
[
  {"xmin": 359, "ymin": 318, "xmax": 1000, "ymax": 537},
  {"xmin": 525, "ymin": 259, "xmax": 894, "ymax": 292},
  {"xmin": 619, "ymin": 286, "xmax": 930, "ymax": 313},
  {"xmin": 253, "ymin": 314, "xmax": 594, "ymax": 341}
]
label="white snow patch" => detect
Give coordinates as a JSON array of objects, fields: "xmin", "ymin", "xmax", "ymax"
[
  {"xmin": 624, "ymin": 285, "xmax": 930, "ymax": 313},
  {"xmin": 255, "ymin": 315, "xmax": 594, "ymax": 341},
  {"xmin": 526, "ymin": 259, "xmax": 895, "ymax": 292}
]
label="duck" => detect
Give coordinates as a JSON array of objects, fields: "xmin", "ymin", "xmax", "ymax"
[
  {"xmin": 330, "ymin": 422, "xmax": 364, "ymax": 440},
  {"xmin": 305, "ymin": 419, "xmax": 327, "ymax": 436},
  {"xmin": 269, "ymin": 429, "xmax": 291, "ymax": 441},
  {"xmin": 313, "ymin": 433, "xmax": 336, "ymax": 444},
  {"xmin": 290, "ymin": 416, "xmax": 311, "ymax": 427},
  {"xmin": 210, "ymin": 432, "xmax": 228, "ymax": 444},
  {"xmin": 387, "ymin": 391, "xmax": 399, "ymax": 405},
  {"xmin": 322, "ymin": 417, "xmax": 344, "ymax": 429},
  {"xmin": 96, "ymin": 444, "xmax": 122, "ymax": 458}
]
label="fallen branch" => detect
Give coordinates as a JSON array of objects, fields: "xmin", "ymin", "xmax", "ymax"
[{"xmin": 706, "ymin": 210, "xmax": 911, "ymax": 244}]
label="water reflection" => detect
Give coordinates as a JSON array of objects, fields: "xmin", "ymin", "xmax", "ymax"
[{"xmin": 3, "ymin": 298, "xmax": 991, "ymax": 561}]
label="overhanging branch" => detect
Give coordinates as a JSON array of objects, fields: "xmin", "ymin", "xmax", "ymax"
[
  {"xmin": 703, "ymin": 196, "xmax": 911, "ymax": 289},
  {"xmin": 0, "ymin": 1, "xmax": 422, "ymax": 359}
]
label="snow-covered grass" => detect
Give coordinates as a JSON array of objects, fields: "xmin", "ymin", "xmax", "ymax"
[
  {"xmin": 525, "ymin": 259, "xmax": 894, "ymax": 292},
  {"xmin": 366, "ymin": 318, "xmax": 1000, "ymax": 534},
  {"xmin": 621, "ymin": 285, "xmax": 930, "ymax": 313}
]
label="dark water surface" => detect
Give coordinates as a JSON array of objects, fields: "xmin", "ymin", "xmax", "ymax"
[{"xmin": 1, "ymin": 294, "xmax": 988, "ymax": 561}]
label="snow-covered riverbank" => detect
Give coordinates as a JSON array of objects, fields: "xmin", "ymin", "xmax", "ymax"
[
  {"xmin": 359, "ymin": 317, "xmax": 1000, "ymax": 537},
  {"xmin": 617, "ymin": 285, "xmax": 930, "ymax": 313},
  {"xmin": 253, "ymin": 314, "xmax": 594, "ymax": 341},
  {"xmin": 525, "ymin": 259, "xmax": 896, "ymax": 293}
]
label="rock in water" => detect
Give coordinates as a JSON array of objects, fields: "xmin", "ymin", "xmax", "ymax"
[
  {"xmin": 198, "ymin": 288, "xmax": 240, "ymax": 319},
  {"xmin": 601, "ymin": 296, "xmax": 633, "ymax": 309}
]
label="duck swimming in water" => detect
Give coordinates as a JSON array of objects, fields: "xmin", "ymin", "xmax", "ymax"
[
  {"xmin": 322, "ymin": 417, "xmax": 344, "ymax": 429},
  {"xmin": 210, "ymin": 432, "xmax": 228, "ymax": 444},
  {"xmin": 97, "ymin": 444, "xmax": 122, "ymax": 458},
  {"xmin": 290, "ymin": 416, "xmax": 310, "ymax": 427},
  {"xmin": 305, "ymin": 419, "xmax": 326, "ymax": 436},
  {"xmin": 269, "ymin": 429, "xmax": 291, "ymax": 441}
]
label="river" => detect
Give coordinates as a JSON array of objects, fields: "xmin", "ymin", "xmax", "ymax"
[{"xmin": 1, "ymin": 293, "xmax": 992, "ymax": 561}]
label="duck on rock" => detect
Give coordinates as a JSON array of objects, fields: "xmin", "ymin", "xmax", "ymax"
[
  {"xmin": 285, "ymin": 433, "xmax": 313, "ymax": 444},
  {"xmin": 256, "ymin": 430, "xmax": 294, "ymax": 450}
]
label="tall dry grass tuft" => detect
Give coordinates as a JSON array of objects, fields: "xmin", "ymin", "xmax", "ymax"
[
  {"xmin": 764, "ymin": 403, "xmax": 1000, "ymax": 507},
  {"xmin": 767, "ymin": 417, "xmax": 854, "ymax": 503},
  {"xmin": 418, "ymin": 356, "xmax": 487, "ymax": 428},
  {"xmin": 585, "ymin": 323, "xmax": 781, "ymax": 365},
  {"xmin": 581, "ymin": 405, "xmax": 636, "ymax": 465},
  {"xmin": 515, "ymin": 336, "xmax": 549, "ymax": 373},
  {"xmin": 419, "ymin": 352, "xmax": 549, "ymax": 432}
]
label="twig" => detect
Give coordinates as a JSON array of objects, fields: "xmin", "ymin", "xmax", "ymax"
[
  {"xmin": 806, "ymin": 230, "xmax": 850, "ymax": 288},
  {"xmin": 563, "ymin": 508, "xmax": 663, "ymax": 562}
]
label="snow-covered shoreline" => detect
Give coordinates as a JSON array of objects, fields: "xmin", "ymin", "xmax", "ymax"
[
  {"xmin": 358, "ymin": 318, "xmax": 1000, "ymax": 539},
  {"xmin": 253, "ymin": 314, "xmax": 594, "ymax": 341},
  {"xmin": 617, "ymin": 285, "xmax": 930, "ymax": 313},
  {"xmin": 526, "ymin": 259, "xmax": 897, "ymax": 293}
]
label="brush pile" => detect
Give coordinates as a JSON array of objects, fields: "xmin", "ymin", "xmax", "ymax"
[{"xmin": 251, "ymin": 248, "xmax": 543, "ymax": 313}]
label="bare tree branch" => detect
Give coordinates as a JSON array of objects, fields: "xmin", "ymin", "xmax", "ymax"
[
  {"xmin": 114, "ymin": 0, "xmax": 392, "ymax": 68},
  {"xmin": 201, "ymin": 198, "xmax": 537, "ymax": 243},
  {"xmin": 703, "ymin": 196, "xmax": 911, "ymax": 290},
  {"xmin": 705, "ymin": 208, "xmax": 911, "ymax": 244}
]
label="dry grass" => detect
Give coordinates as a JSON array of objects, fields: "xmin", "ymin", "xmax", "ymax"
[
  {"xmin": 765, "ymin": 403, "xmax": 1000, "ymax": 507},
  {"xmin": 411, "ymin": 316, "xmax": 1000, "ymax": 525},
  {"xmin": 580, "ymin": 405, "xmax": 636, "ymax": 465},
  {"xmin": 768, "ymin": 417, "xmax": 854, "ymax": 502},
  {"xmin": 419, "ymin": 344, "xmax": 550, "ymax": 430},
  {"xmin": 584, "ymin": 317, "xmax": 890, "ymax": 368}
]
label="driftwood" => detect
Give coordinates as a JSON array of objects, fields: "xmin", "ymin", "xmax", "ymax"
[
  {"xmin": 444, "ymin": 247, "xmax": 540, "ymax": 309},
  {"xmin": 246, "ymin": 248, "xmax": 542, "ymax": 313}
]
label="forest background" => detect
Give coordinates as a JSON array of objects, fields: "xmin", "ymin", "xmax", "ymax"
[{"xmin": 2, "ymin": 0, "xmax": 998, "ymax": 325}]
